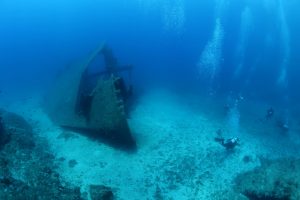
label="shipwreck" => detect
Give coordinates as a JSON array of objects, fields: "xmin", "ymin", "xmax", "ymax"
[{"xmin": 44, "ymin": 44, "xmax": 136, "ymax": 149}]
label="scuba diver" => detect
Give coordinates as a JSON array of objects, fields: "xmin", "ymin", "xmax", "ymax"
[
  {"xmin": 214, "ymin": 129, "xmax": 240, "ymax": 150},
  {"xmin": 277, "ymin": 117, "xmax": 289, "ymax": 134},
  {"xmin": 265, "ymin": 107, "xmax": 274, "ymax": 120},
  {"xmin": 215, "ymin": 137, "xmax": 240, "ymax": 150}
]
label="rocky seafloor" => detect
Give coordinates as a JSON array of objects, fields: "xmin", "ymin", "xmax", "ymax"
[
  {"xmin": 1, "ymin": 91, "xmax": 300, "ymax": 200},
  {"xmin": 0, "ymin": 109, "xmax": 113, "ymax": 200},
  {"xmin": 234, "ymin": 158, "xmax": 300, "ymax": 200}
]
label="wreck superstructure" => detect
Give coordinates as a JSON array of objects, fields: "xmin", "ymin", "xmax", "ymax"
[{"xmin": 44, "ymin": 44, "xmax": 135, "ymax": 149}]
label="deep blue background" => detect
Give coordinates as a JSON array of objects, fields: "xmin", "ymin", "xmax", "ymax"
[{"xmin": 0, "ymin": 0, "xmax": 299, "ymax": 106}]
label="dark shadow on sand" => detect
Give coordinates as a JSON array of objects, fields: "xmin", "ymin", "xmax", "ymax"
[{"xmin": 61, "ymin": 126, "xmax": 137, "ymax": 153}]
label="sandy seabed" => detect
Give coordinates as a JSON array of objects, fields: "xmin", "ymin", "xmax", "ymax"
[{"xmin": 3, "ymin": 89, "xmax": 300, "ymax": 200}]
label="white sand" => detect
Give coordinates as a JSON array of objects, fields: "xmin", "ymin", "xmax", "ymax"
[{"xmin": 3, "ymin": 89, "xmax": 300, "ymax": 199}]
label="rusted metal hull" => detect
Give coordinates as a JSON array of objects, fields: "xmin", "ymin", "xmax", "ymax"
[{"xmin": 44, "ymin": 45, "xmax": 136, "ymax": 149}]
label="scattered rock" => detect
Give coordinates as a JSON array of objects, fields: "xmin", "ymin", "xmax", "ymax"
[
  {"xmin": 89, "ymin": 185, "xmax": 114, "ymax": 200},
  {"xmin": 68, "ymin": 159, "xmax": 78, "ymax": 168},
  {"xmin": 0, "ymin": 109, "xmax": 83, "ymax": 199},
  {"xmin": 234, "ymin": 158, "xmax": 300, "ymax": 200},
  {"xmin": 57, "ymin": 131, "xmax": 78, "ymax": 141},
  {"xmin": 58, "ymin": 157, "xmax": 66, "ymax": 162},
  {"xmin": 242, "ymin": 155, "xmax": 253, "ymax": 163},
  {"xmin": 0, "ymin": 115, "xmax": 10, "ymax": 148},
  {"xmin": 154, "ymin": 185, "xmax": 163, "ymax": 200}
]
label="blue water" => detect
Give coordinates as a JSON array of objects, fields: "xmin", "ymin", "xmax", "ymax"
[
  {"xmin": 1, "ymin": 0, "xmax": 299, "ymax": 107},
  {"xmin": 1, "ymin": 0, "xmax": 300, "ymax": 198}
]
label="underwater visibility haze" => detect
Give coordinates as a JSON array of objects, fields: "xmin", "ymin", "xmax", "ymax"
[{"xmin": 1, "ymin": 0, "xmax": 300, "ymax": 199}]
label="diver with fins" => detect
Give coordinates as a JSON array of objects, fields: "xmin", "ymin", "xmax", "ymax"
[
  {"xmin": 214, "ymin": 129, "xmax": 240, "ymax": 150},
  {"xmin": 265, "ymin": 107, "xmax": 274, "ymax": 120}
]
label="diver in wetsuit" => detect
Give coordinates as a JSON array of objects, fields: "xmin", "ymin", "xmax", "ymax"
[
  {"xmin": 215, "ymin": 137, "xmax": 240, "ymax": 150},
  {"xmin": 266, "ymin": 107, "xmax": 274, "ymax": 120},
  {"xmin": 214, "ymin": 130, "xmax": 240, "ymax": 150}
]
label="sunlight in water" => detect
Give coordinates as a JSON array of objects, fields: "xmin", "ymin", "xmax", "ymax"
[
  {"xmin": 162, "ymin": 0, "xmax": 185, "ymax": 34},
  {"xmin": 277, "ymin": 0, "xmax": 290, "ymax": 88},
  {"xmin": 137, "ymin": 0, "xmax": 185, "ymax": 34},
  {"xmin": 234, "ymin": 6, "xmax": 253, "ymax": 78},
  {"xmin": 228, "ymin": 102, "xmax": 240, "ymax": 137},
  {"xmin": 197, "ymin": 18, "xmax": 224, "ymax": 82},
  {"xmin": 215, "ymin": 0, "xmax": 228, "ymax": 17}
]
